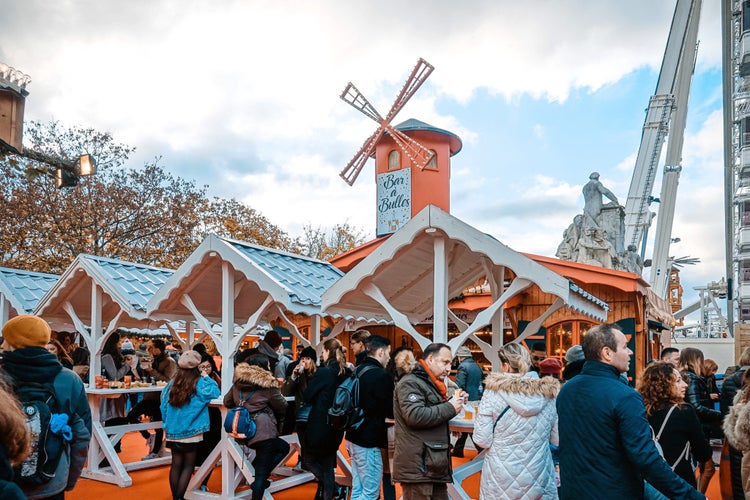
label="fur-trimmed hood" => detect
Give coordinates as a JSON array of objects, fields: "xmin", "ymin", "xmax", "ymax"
[
  {"xmin": 483, "ymin": 371, "xmax": 560, "ymax": 418},
  {"xmin": 484, "ymin": 371, "xmax": 560, "ymax": 398},
  {"xmin": 233, "ymin": 363, "xmax": 281, "ymax": 389},
  {"xmin": 725, "ymin": 390, "xmax": 750, "ymax": 451}
]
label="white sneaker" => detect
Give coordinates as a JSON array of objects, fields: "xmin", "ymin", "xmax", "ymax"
[{"xmin": 142, "ymin": 452, "xmax": 159, "ymax": 460}]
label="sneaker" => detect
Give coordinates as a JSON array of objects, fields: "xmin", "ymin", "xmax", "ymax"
[{"xmin": 142, "ymin": 452, "xmax": 159, "ymax": 460}]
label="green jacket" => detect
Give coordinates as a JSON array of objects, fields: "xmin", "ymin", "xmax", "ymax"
[{"xmin": 392, "ymin": 364, "xmax": 457, "ymax": 484}]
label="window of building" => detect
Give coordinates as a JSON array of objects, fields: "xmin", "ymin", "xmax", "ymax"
[
  {"xmin": 388, "ymin": 150, "xmax": 400, "ymax": 170},
  {"xmin": 547, "ymin": 320, "xmax": 593, "ymax": 359},
  {"xmin": 425, "ymin": 149, "xmax": 437, "ymax": 170}
]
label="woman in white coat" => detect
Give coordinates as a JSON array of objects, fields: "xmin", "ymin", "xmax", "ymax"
[{"xmin": 473, "ymin": 343, "xmax": 560, "ymax": 500}]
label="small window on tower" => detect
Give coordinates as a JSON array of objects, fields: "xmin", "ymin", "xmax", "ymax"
[
  {"xmin": 388, "ymin": 150, "xmax": 400, "ymax": 170},
  {"xmin": 425, "ymin": 149, "xmax": 437, "ymax": 170}
]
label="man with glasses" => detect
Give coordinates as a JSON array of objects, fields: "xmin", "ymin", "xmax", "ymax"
[{"xmin": 529, "ymin": 341, "xmax": 547, "ymax": 374}]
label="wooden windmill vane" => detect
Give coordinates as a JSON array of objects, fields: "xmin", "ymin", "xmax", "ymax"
[{"xmin": 339, "ymin": 57, "xmax": 435, "ymax": 186}]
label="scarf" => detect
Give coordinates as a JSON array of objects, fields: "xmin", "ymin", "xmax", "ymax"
[
  {"xmin": 2, "ymin": 347, "xmax": 62, "ymax": 383},
  {"xmin": 418, "ymin": 359, "xmax": 447, "ymax": 401}
]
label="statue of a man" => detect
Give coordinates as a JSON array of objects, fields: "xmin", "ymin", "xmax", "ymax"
[{"xmin": 583, "ymin": 172, "xmax": 619, "ymax": 225}]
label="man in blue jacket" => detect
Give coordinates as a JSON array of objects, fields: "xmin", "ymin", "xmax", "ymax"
[{"xmin": 557, "ymin": 323, "xmax": 705, "ymax": 500}]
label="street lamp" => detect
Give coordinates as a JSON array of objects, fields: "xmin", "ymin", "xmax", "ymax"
[
  {"xmin": 54, "ymin": 154, "xmax": 97, "ymax": 188},
  {"xmin": 0, "ymin": 61, "xmax": 97, "ymax": 188}
]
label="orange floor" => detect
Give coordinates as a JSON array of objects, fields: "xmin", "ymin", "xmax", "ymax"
[{"xmin": 72, "ymin": 433, "xmax": 721, "ymax": 499}]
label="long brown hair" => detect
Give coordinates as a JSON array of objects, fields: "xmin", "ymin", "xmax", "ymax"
[
  {"xmin": 0, "ymin": 380, "xmax": 30, "ymax": 465},
  {"xmin": 48, "ymin": 338, "xmax": 74, "ymax": 367},
  {"xmin": 637, "ymin": 362, "xmax": 685, "ymax": 416},
  {"xmin": 679, "ymin": 347, "xmax": 704, "ymax": 375},
  {"xmin": 323, "ymin": 338, "xmax": 347, "ymax": 376},
  {"xmin": 168, "ymin": 367, "xmax": 200, "ymax": 408}
]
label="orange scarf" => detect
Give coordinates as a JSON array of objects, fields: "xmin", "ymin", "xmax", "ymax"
[{"xmin": 418, "ymin": 359, "xmax": 447, "ymax": 401}]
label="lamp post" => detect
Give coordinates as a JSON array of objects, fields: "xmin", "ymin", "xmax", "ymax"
[{"xmin": 0, "ymin": 61, "xmax": 96, "ymax": 188}]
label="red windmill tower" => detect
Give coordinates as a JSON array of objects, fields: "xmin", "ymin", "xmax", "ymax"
[{"xmin": 340, "ymin": 58, "xmax": 462, "ymax": 237}]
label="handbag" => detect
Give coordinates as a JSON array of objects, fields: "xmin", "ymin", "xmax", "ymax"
[{"xmin": 224, "ymin": 391, "xmax": 257, "ymax": 440}]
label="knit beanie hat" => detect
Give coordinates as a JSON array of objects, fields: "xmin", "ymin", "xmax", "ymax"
[
  {"xmin": 178, "ymin": 350, "xmax": 201, "ymax": 369},
  {"xmin": 299, "ymin": 346, "xmax": 317, "ymax": 362},
  {"xmin": 2, "ymin": 314, "xmax": 51, "ymax": 348},
  {"xmin": 565, "ymin": 345, "xmax": 585, "ymax": 364}
]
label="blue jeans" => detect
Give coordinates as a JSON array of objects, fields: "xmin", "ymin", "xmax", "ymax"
[{"xmin": 347, "ymin": 440, "xmax": 383, "ymax": 500}]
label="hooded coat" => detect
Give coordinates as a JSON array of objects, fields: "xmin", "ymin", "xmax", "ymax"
[
  {"xmin": 473, "ymin": 371, "xmax": 559, "ymax": 500},
  {"xmin": 224, "ymin": 363, "xmax": 287, "ymax": 445}
]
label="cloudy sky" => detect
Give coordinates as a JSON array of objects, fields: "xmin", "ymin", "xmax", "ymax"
[{"xmin": 0, "ymin": 0, "xmax": 727, "ymax": 318}]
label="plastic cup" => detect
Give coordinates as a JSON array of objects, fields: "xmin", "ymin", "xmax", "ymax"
[
  {"xmin": 123, "ymin": 375, "xmax": 132, "ymax": 389},
  {"xmin": 95, "ymin": 375, "xmax": 103, "ymax": 389}
]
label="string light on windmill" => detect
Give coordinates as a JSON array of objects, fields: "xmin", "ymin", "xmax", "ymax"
[{"xmin": 339, "ymin": 58, "xmax": 435, "ymax": 186}]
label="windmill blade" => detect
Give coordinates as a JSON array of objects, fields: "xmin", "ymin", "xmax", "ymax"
[
  {"xmin": 384, "ymin": 58, "xmax": 435, "ymax": 123},
  {"xmin": 340, "ymin": 127, "xmax": 386, "ymax": 186},
  {"xmin": 340, "ymin": 82, "xmax": 384, "ymax": 123},
  {"xmin": 386, "ymin": 125, "xmax": 435, "ymax": 170}
]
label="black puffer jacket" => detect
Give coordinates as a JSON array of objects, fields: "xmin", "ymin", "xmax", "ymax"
[
  {"xmin": 224, "ymin": 363, "xmax": 287, "ymax": 445},
  {"xmin": 721, "ymin": 366, "xmax": 749, "ymax": 415},
  {"xmin": 303, "ymin": 359, "xmax": 350, "ymax": 453}
]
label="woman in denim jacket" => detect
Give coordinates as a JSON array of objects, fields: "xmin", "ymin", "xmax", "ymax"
[{"xmin": 161, "ymin": 350, "xmax": 220, "ymax": 500}]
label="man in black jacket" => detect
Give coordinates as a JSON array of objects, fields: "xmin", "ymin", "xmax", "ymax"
[{"xmin": 345, "ymin": 335, "xmax": 393, "ymax": 500}]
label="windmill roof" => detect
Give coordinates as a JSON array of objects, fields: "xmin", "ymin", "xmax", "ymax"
[
  {"xmin": 394, "ymin": 118, "xmax": 463, "ymax": 155},
  {"xmin": 0, "ymin": 267, "xmax": 59, "ymax": 315}
]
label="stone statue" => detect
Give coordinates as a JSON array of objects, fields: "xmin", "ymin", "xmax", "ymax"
[
  {"xmin": 576, "ymin": 228, "xmax": 616, "ymax": 268},
  {"xmin": 582, "ymin": 171, "xmax": 619, "ymax": 228},
  {"xmin": 555, "ymin": 172, "xmax": 637, "ymax": 274},
  {"xmin": 620, "ymin": 244, "xmax": 644, "ymax": 274}
]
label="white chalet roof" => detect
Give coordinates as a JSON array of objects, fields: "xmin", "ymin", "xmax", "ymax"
[
  {"xmin": 0, "ymin": 267, "xmax": 59, "ymax": 316},
  {"xmin": 322, "ymin": 205, "xmax": 608, "ymax": 326},
  {"xmin": 147, "ymin": 234, "xmax": 345, "ymax": 323},
  {"xmin": 35, "ymin": 254, "xmax": 174, "ymax": 330}
]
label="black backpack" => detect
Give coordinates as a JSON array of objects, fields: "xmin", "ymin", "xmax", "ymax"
[
  {"xmin": 327, "ymin": 365, "xmax": 374, "ymax": 431},
  {"xmin": 13, "ymin": 381, "xmax": 69, "ymax": 485}
]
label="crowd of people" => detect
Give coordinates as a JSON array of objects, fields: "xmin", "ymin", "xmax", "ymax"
[{"xmin": 4, "ymin": 315, "xmax": 750, "ymax": 499}]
